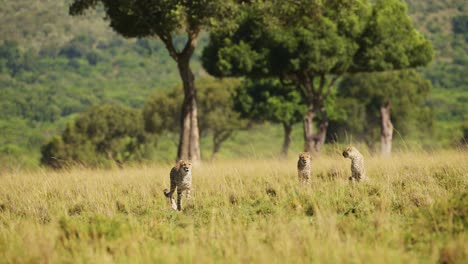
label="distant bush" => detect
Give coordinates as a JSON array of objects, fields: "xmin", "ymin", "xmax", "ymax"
[
  {"xmin": 40, "ymin": 104, "xmax": 150, "ymax": 168},
  {"xmin": 452, "ymin": 15, "xmax": 468, "ymax": 34}
]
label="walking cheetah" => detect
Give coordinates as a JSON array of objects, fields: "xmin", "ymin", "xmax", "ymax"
[
  {"xmin": 163, "ymin": 160, "xmax": 192, "ymax": 211},
  {"xmin": 342, "ymin": 146, "xmax": 367, "ymax": 182},
  {"xmin": 297, "ymin": 152, "xmax": 311, "ymax": 184}
]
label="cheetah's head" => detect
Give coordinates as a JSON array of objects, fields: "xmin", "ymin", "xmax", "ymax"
[
  {"xmin": 177, "ymin": 160, "xmax": 192, "ymax": 174},
  {"xmin": 298, "ymin": 152, "xmax": 311, "ymax": 164},
  {"xmin": 342, "ymin": 146, "xmax": 359, "ymax": 159}
]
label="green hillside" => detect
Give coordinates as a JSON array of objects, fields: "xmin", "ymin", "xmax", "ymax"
[
  {"xmin": 0, "ymin": 1, "xmax": 200, "ymax": 166},
  {"xmin": 406, "ymin": 0, "xmax": 467, "ymax": 142},
  {"xmin": 0, "ymin": 0, "xmax": 466, "ymax": 167}
]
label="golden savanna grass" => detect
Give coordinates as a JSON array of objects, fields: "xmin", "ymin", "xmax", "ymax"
[{"xmin": 0, "ymin": 151, "xmax": 467, "ymax": 263}]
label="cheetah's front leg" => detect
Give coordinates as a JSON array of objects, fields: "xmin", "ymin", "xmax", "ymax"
[{"xmin": 176, "ymin": 190, "xmax": 184, "ymax": 211}]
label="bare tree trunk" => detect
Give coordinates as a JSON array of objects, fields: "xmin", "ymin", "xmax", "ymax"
[
  {"xmin": 211, "ymin": 140, "xmax": 222, "ymax": 161},
  {"xmin": 313, "ymin": 119, "xmax": 328, "ymax": 151},
  {"xmin": 303, "ymin": 107, "xmax": 328, "ymax": 153},
  {"xmin": 380, "ymin": 102, "xmax": 393, "ymax": 156},
  {"xmin": 281, "ymin": 123, "xmax": 293, "ymax": 158},
  {"xmin": 211, "ymin": 131, "xmax": 231, "ymax": 161},
  {"xmin": 298, "ymin": 74, "xmax": 335, "ymax": 155},
  {"xmin": 106, "ymin": 151, "xmax": 123, "ymax": 169},
  {"xmin": 177, "ymin": 57, "xmax": 201, "ymax": 162},
  {"xmin": 303, "ymin": 108, "xmax": 315, "ymax": 153}
]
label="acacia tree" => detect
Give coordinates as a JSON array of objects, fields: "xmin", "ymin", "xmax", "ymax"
[
  {"xmin": 234, "ymin": 79, "xmax": 305, "ymax": 157},
  {"xmin": 335, "ymin": 70, "xmax": 432, "ymax": 155},
  {"xmin": 69, "ymin": 0, "xmax": 239, "ymax": 162},
  {"xmin": 202, "ymin": 0, "xmax": 433, "ymax": 153}
]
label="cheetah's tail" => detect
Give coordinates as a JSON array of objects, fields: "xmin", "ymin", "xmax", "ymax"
[{"xmin": 163, "ymin": 189, "xmax": 171, "ymax": 197}]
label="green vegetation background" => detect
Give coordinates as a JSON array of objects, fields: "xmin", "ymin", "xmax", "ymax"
[{"xmin": 0, "ymin": 0, "xmax": 466, "ymax": 167}]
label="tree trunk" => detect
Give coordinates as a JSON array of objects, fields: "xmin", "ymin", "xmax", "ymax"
[
  {"xmin": 176, "ymin": 57, "xmax": 201, "ymax": 162},
  {"xmin": 380, "ymin": 102, "xmax": 393, "ymax": 156},
  {"xmin": 303, "ymin": 108, "xmax": 315, "ymax": 153},
  {"xmin": 211, "ymin": 131, "xmax": 232, "ymax": 161},
  {"xmin": 303, "ymin": 107, "xmax": 328, "ymax": 153},
  {"xmin": 281, "ymin": 123, "xmax": 293, "ymax": 158},
  {"xmin": 313, "ymin": 119, "xmax": 328, "ymax": 151},
  {"xmin": 211, "ymin": 140, "xmax": 222, "ymax": 161}
]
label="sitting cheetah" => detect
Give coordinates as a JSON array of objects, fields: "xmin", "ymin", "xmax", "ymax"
[
  {"xmin": 342, "ymin": 146, "xmax": 367, "ymax": 182},
  {"xmin": 297, "ymin": 152, "xmax": 311, "ymax": 184},
  {"xmin": 163, "ymin": 160, "xmax": 192, "ymax": 211}
]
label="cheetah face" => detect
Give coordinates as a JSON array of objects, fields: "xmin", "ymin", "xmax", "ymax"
[
  {"xmin": 298, "ymin": 152, "xmax": 311, "ymax": 164},
  {"xmin": 342, "ymin": 147, "xmax": 351, "ymax": 158},
  {"xmin": 342, "ymin": 146, "xmax": 357, "ymax": 158},
  {"xmin": 178, "ymin": 160, "xmax": 192, "ymax": 173}
]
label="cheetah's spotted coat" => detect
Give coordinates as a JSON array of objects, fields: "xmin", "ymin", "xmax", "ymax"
[{"xmin": 297, "ymin": 152, "xmax": 311, "ymax": 184}]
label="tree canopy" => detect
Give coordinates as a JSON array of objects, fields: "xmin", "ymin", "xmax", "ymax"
[
  {"xmin": 202, "ymin": 0, "xmax": 433, "ymax": 153},
  {"xmin": 234, "ymin": 79, "xmax": 305, "ymax": 156}
]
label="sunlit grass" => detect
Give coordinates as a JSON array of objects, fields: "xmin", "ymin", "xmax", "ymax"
[{"xmin": 0, "ymin": 150, "xmax": 467, "ymax": 263}]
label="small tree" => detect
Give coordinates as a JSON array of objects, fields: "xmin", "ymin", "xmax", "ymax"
[
  {"xmin": 197, "ymin": 79, "xmax": 245, "ymax": 160},
  {"xmin": 41, "ymin": 104, "xmax": 147, "ymax": 168},
  {"xmin": 202, "ymin": 0, "xmax": 433, "ymax": 154},
  {"xmin": 460, "ymin": 122, "xmax": 468, "ymax": 147},
  {"xmin": 234, "ymin": 79, "xmax": 305, "ymax": 157},
  {"xmin": 69, "ymin": 0, "xmax": 240, "ymax": 162},
  {"xmin": 330, "ymin": 70, "xmax": 433, "ymax": 154},
  {"xmin": 143, "ymin": 79, "xmax": 244, "ymax": 160}
]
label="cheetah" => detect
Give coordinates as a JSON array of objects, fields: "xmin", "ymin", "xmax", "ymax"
[
  {"xmin": 342, "ymin": 146, "xmax": 367, "ymax": 182},
  {"xmin": 297, "ymin": 152, "xmax": 311, "ymax": 184},
  {"xmin": 163, "ymin": 160, "xmax": 192, "ymax": 211}
]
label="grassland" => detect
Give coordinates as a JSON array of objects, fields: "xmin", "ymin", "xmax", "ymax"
[{"xmin": 0, "ymin": 150, "xmax": 467, "ymax": 263}]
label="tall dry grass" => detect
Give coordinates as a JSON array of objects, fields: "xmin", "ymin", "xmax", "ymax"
[{"xmin": 0, "ymin": 150, "xmax": 467, "ymax": 263}]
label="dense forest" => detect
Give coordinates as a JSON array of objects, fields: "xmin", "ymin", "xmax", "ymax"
[{"xmin": 0, "ymin": 0, "xmax": 466, "ymax": 167}]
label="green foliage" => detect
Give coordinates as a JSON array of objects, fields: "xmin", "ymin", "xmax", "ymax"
[
  {"xmin": 233, "ymin": 78, "xmax": 307, "ymax": 156},
  {"xmin": 403, "ymin": 0, "xmax": 468, "ymax": 144},
  {"xmin": 196, "ymin": 79, "xmax": 246, "ymax": 158},
  {"xmin": 459, "ymin": 122, "xmax": 468, "ymax": 146},
  {"xmin": 203, "ymin": 0, "xmax": 432, "ymax": 78},
  {"xmin": 234, "ymin": 79, "xmax": 306, "ymax": 126},
  {"xmin": 143, "ymin": 89, "xmax": 181, "ymax": 135},
  {"xmin": 203, "ymin": 0, "xmax": 433, "ymax": 152},
  {"xmin": 40, "ymin": 104, "xmax": 149, "ymax": 168},
  {"xmin": 69, "ymin": 0, "xmax": 236, "ymax": 38},
  {"xmin": 352, "ymin": 0, "xmax": 433, "ymax": 72},
  {"xmin": 452, "ymin": 15, "xmax": 468, "ymax": 35}
]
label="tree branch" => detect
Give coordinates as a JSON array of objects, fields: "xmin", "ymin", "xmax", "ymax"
[
  {"xmin": 181, "ymin": 28, "xmax": 201, "ymax": 57},
  {"xmin": 318, "ymin": 74, "xmax": 326, "ymax": 96},
  {"xmin": 158, "ymin": 33, "xmax": 179, "ymax": 61},
  {"xmin": 279, "ymin": 76, "xmax": 295, "ymax": 88},
  {"xmin": 322, "ymin": 75, "xmax": 341, "ymax": 100},
  {"xmin": 300, "ymin": 71, "xmax": 315, "ymax": 100}
]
